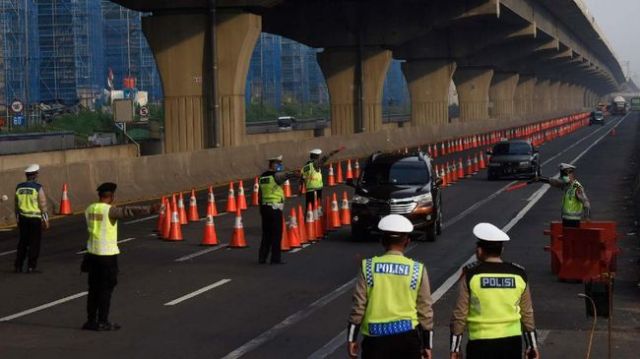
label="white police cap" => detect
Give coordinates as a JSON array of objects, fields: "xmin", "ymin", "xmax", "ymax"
[
  {"xmin": 473, "ymin": 222, "xmax": 510, "ymax": 242},
  {"xmin": 558, "ymin": 163, "xmax": 576, "ymax": 171},
  {"xmin": 268, "ymin": 155, "xmax": 283, "ymax": 162},
  {"xmin": 310, "ymin": 149, "xmax": 322, "ymax": 155},
  {"xmin": 25, "ymin": 164, "xmax": 40, "ymax": 174},
  {"xmin": 378, "ymin": 214, "xmax": 414, "ymax": 233}
]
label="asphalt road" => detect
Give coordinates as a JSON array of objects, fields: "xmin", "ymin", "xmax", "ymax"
[{"xmin": 0, "ymin": 114, "xmax": 638, "ymax": 359}]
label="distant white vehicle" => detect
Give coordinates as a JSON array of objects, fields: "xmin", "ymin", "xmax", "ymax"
[{"xmin": 277, "ymin": 116, "xmax": 296, "ymax": 128}]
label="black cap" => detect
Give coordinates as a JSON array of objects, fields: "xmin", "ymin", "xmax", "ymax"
[{"xmin": 97, "ymin": 182, "xmax": 117, "ymax": 195}]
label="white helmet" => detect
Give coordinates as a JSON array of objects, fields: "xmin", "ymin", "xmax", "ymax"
[
  {"xmin": 24, "ymin": 164, "xmax": 40, "ymax": 174},
  {"xmin": 472, "ymin": 223, "xmax": 510, "ymax": 242},
  {"xmin": 558, "ymin": 163, "xmax": 576, "ymax": 171},
  {"xmin": 310, "ymin": 149, "xmax": 322, "ymax": 155},
  {"xmin": 378, "ymin": 214, "xmax": 414, "ymax": 233}
]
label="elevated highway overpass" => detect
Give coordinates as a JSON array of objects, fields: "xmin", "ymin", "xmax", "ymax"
[{"xmin": 113, "ymin": 0, "xmax": 624, "ymax": 153}]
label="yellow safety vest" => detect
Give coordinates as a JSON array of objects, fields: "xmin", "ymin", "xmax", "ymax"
[
  {"xmin": 85, "ymin": 203, "xmax": 119, "ymax": 256},
  {"xmin": 259, "ymin": 175, "xmax": 285, "ymax": 204},
  {"xmin": 15, "ymin": 182, "xmax": 42, "ymax": 218},
  {"xmin": 302, "ymin": 161, "xmax": 323, "ymax": 191},
  {"xmin": 562, "ymin": 181, "xmax": 584, "ymax": 220},
  {"xmin": 361, "ymin": 253, "xmax": 423, "ymax": 336},
  {"xmin": 466, "ymin": 262, "xmax": 527, "ymax": 340}
]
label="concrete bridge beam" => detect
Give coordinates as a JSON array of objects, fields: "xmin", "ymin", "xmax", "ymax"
[
  {"xmin": 514, "ymin": 75, "xmax": 536, "ymax": 120},
  {"xmin": 401, "ymin": 59, "xmax": 457, "ymax": 126},
  {"xmin": 317, "ymin": 47, "xmax": 392, "ymax": 135},
  {"xmin": 454, "ymin": 67, "xmax": 494, "ymax": 122},
  {"xmin": 489, "ymin": 72, "xmax": 519, "ymax": 121}
]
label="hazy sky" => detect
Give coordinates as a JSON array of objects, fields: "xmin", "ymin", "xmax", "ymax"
[{"xmin": 583, "ymin": 0, "xmax": 640, "ymax": 83}]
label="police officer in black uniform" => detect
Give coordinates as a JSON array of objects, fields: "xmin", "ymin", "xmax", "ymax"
[{"xmin": 258, "ymin": 155, "xmax": 299, "ymax": 265}]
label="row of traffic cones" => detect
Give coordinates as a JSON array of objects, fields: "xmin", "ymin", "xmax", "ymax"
[
  {"xmin": 433, "ymin": 152, "xmax": 487, "ymax": 188},
  {"xmin": 327, "ymin": 159, "xmax": 360, "ymax": 186}
]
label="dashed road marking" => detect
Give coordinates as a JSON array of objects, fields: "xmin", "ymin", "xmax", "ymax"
[
  {"xmin": 164, "ymin": 279, "xmax": 231, "ymax": 306},
  {"xmin": 0, "ymin": 249, "xmax": 17, "ymax": 257},
  {"xmin": 0, "ymin": 292, "xmax": 88, "ymax": 322},
  {"xmin": 174, "ymin": 245, "xmax": 228, "ymax": 262}
]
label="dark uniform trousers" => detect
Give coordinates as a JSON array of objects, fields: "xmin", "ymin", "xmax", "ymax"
[
  {"xmin": 15, "ymin": 216, "xmax": 42, "ymax": 270},
  {"xmin": 361, "ymin": 330, "xmax": 423, "ymax": 359},
  {"xmin": 86, "ymin": 254, "xmax": 118, "ymax": 323},
  {"xmin": 562, "ymin": 219, "xmax": 580, "ymax": 228},
  {"xmin": 466, "ymin": 335, "xmax": 522, "ymax": 359},
  {"xmin": 259, "ymin": 205, "xmax": 283, "ymax": 263},
  {"xmin": 305, "ymin": 189, "xmax": 322, "ymax": 213}
]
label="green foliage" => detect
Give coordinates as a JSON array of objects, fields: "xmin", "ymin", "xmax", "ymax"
[
  {"xmin": 246, "ymin": 102, "xmax": 330, "ymax": 122},
  {"xmin": 50, "ymin": 111, "xmax": 114, "ymax": 136}
]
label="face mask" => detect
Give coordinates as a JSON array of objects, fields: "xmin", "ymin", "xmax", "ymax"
[
  {"xmin": 561, "ymin": 176, "xmax": 570, "ymax": 183},
  {"xmin": 275, "ymin": 163, "xmax": 284, "ymax": 172}
]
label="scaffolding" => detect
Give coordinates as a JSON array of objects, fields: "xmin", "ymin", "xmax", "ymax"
[
  {"xmin": 37, "ymin": 0, "xmax": 104, "ymax": 106},
  {"xmin": 101, "ymin": 1, "xmax": 161, "ymax": 101}
]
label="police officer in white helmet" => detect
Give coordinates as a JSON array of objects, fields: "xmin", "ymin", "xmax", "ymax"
[{"xmin": 347, "ymin": 214, "xmax": 433, "ymax": 359}]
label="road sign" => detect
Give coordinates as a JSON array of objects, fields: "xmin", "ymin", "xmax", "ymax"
[
  {"xmin": 113, "ymin": 99, "xmax": 134, "ymax": 123},
  {"xmin": 10, "ymin": 100, "xmax": 23, "ymax": 113},
  {"xmin": 12, "ymin": 114, "xmax": 24, "ymax": 126},
  {"xmin": 139, "ymin": 106, "xmax": 149, "ymax": 117}
]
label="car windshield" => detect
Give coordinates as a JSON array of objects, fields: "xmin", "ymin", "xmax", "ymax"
[
  {"xmin": 361, "ymin": 159, "xmax": 430, "ymax": 186},
  {"xmin": 492, "ymin": 142, "xmax": 532, "ymax": 155}
]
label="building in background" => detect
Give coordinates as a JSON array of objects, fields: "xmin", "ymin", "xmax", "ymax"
[{"xmin": 246, "ymin": 33, "xmax": 282, "ymax": 110}]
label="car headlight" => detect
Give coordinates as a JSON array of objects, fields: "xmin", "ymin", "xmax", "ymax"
[
  {"xmin": 519, "ymin": 161, "xmax": 530, "ymax": 167},
  {"xmin": 351, "ymin": 195, "xmax": 370, "ymax": 205},
  {"xmin": 414, "ymin": 193, "xmax": 433, "ymax": 207}
]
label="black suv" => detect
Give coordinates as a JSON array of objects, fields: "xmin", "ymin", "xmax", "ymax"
[
  {"xmin": 349, "ymin": 151, "xmax": 443, "ymax": 241},
  {"xmin": 486, "ymin": 139, "xmax": 539, "ymax": 180},
  {"xmin": 589, "ymin": 111, "xmax": 604, "ymax": 126}
]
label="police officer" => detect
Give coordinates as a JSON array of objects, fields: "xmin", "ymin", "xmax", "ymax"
[
  {"xmin": 347, "ymin": 214, "xmax": 433, "ymax": 359},
  {"xmin": 301, "ymin": 148, "xmax": 341, "ymax": 210},
  {"xmin": 450, "ymin": 223, "xmax": 539, "ymax": 359},
  {"xmin": 258, "ymin": 155, "xmax": 299, "ymax": 265},
  {"xmin": 538, "ymin": 163, "xmax": 591, "ymax": 227},
  {"xmin": 14, "ymin": 164, "xmax": 49, "ymax": 273},
  {"xmin": 82, "ymin": 182, "xmax": 160, "ymax": 331}
]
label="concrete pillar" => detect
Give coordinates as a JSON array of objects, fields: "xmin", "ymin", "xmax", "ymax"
[
  {"xmin": 514, "ymin": 75, "xmax": 536, "ymax": 120},
  {"xmin": 489, "ymin": 72, "xmax": 519, "ymax": 120},
  {"xmin": 144, "ymin": 12, "xmax": 260, "ymax": 152},
  {"xmin": 215, "ymin": 12, "xmax": 261, "ymax": 147},
  {"xmin": 557, "ymin": 82, "xmax": 571, "ymax": 112},
  {"xmin": 317, "ymin": 48, "xmax": 392, "ymax": 135},
  {"xmin": 454, "ymin": 67, "xmax": 494, "ymax": 121},
  {"xmin": 548, "ymin": 80, "xmax": 561, "ymax": 114},
  {"xmin": 401, "ymin": 59, "xmax": 457, "ymax": 126},
  {"xmin": 143, "ymin": 13, "xmax": 208, "ymax": 153}
]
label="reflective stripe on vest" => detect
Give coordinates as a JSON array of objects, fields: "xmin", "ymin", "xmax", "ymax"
[
  {"xmin": 562, "ymin": 181, "xmax": 584, "ymax": 220},
  {"xmin": 361, "ymin": 255, "xmax": 423, "ymax": 336},
  {"xmin": 259, "ymin": 175, "xmax": 285, "ymax": 204},
  {"xmin": 302, "ymin": 162, "xmax": 323, "ymax": 191},
  {"xmin": 85, "ymin": 203, "xmax": 119, "ymax": 256},
  {"xmin": 16, "ymin": 185, "xmax": 41, "ymax": 218},
  {"xmin": 467, "ymin": 273, "xmax": 526, "ymax": 340}
]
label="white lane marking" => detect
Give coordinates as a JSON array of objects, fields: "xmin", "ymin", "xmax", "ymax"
[
  {"xmin": 164, "ymin": 279, "xmax": 232, "ymax": 306},
  {"xmin": 0, "ymin": 292, "xmax": 88, "ymax": 322},
  {"xmin": 174, "ymin": 245, "xmax": 228, "ymax": 262},
  {"xmin": 306, "ymin": 117, "xmax": 625, "ymax": 359},
  {"xmin": 221, "ymin": 279, "xmax": 358, "ymax": 359},
  {"xmin": 76, "ymin": 238, "xmax": 135, "ymax": 255},
  {"xmin": 0, "ymin": 249, "xmax": 17, "ymax": 257},
  {"xmin": 124, "ymin": 215, "xmax": 158, "ymax": 225},
  {"xmin": 289, "ymin": 243, "xmax": 312, "ymax": 254}
]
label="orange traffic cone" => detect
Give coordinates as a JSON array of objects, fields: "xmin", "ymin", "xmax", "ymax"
[
  {"xmin": 207, "ymin": 186, "xmax": 218, "ymax": 217},
  {"xmin": 288, "ymin": 208, "xmax": 302, "ymax": 248},
  {"xmin": 252, "ymin": 177, "xmax": 260, "ymax": 206},
  {"xmin": 298, "ymin": 204, "xmax": 308, "ymax": 244},
  {"xmin": 201, "ymin": 214, "xmax": 219, "ymax": 246},
  {"xmin": 283, "ymin": 179, "xmax": 293, "ymax": 198},
  {"xmin": 472, "ymin": 155, "xmax": 479, "ymax": 174},
  {"xmin": 314, "ymin": 197, "xmax": 324, "ymax": 240},
  {"xmin": 450, "ymin": 162, "xmax": 458, "ymax": 183},
  {"xmin": 236, "ymin": 180, "xmax": 248, "ymax": 210},
  {"xmin": 354, "ymin": 159, "xmax": 361, "ymax": 179},
  {"xmin": 329, "ymin": 193, "xmax": 341, "ymax": 229},
  {"xmin": 300, "ymin": 181, "xmax": 307, "ymax": 196},
  {"xmin": 328, "ymin": 163, "xmax": 336, "ymax": 186},
  {"xmin": 167, "ymin": 194, "xmax": 184, "ymax": 242},
  {"xmin": 479, "ymin": 152, "xmax": 486, "ymax": 170},
  {"xmin": 440, "ymin": 165, "xmax": 448, "ymax": 187},
  {"xmin": 59, "ymin": 183, "xmax": 72, "ymax": 215},
  {"xmin": 178, "ymin": 192, "xmax": 188, "ymax": 225},
  {"xmin": 306, "ymin": 203, "xmax": 316, "ymax": 242},
  {"xmin": 346, "ymin": 159, "xmax": 353, "ymax": 180},
  {"xmin": 457, "ymin": 159, "xmax": 465, "ymax": 179},
  {"xmin": 336, "ymin": 161, "xmax": 344, "ymax": 183},
  {"xmin": 433, "ymin": 144, "xmax": 439, "ymax": 158},
  {"xmin": 162, "ymin": 198, "xmax": 172, "ymax": 239},
  {"xmin": 229, "ymin": 208, "xmax": 247, "ymax": 248},
  {"xmin": 340, "ymin": 191, "xmax": 351, "ymax": 225},
  {"xmin": 226, "ymin": 182, "xmax": 237, "ymax": 213},
  {"xmin": 188, "ymin": 188, "xmax": 200, "ymax": 222},
  {"xmin": 281, "ymin": 217, "xmax": 290, "ymax": 252},
  {"xmin": 156, "ymin": 196, "xmax": 167, "ymax": 233}
]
